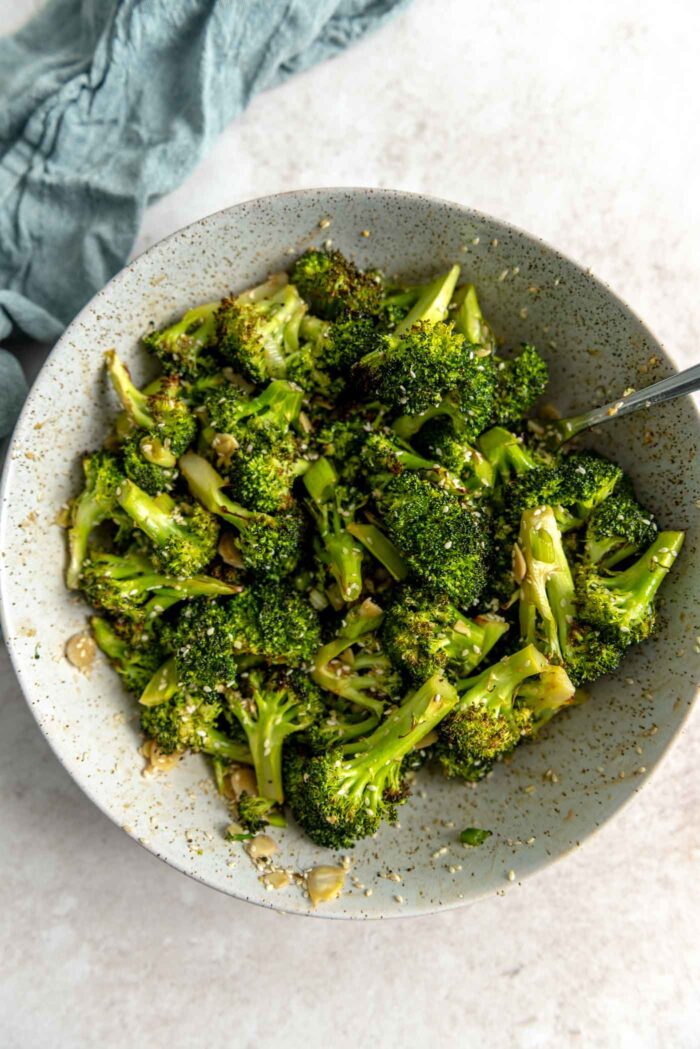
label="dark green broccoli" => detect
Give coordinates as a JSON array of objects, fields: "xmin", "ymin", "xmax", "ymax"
[
  {"xmin": 436, "ymin": 644, "xmax": 549, "ymax": 780},
  {"xmin": 228, "ymin": 670, "xmax": 323, "ymax": 813},
  {"xmin": 164, "ymin": 594, "xmax": 260, "ymax": 694},
  {"xmin": 143, "ymin": 302, "xmax": 220, "ymax": 378},
  {"xmin": 493, "ymin": 345, "xmax": 549, "ymax": 425},
  {"xmin": 216, "ymin": 283, "xmax": 306, "ymax": 383},
  {"xmin": 237, "ymin": 793, "xmax": 287, "ymax": 831},
  {"xmin": 382, "ymin": 586, "xmax": 509, "ymax": 683},
  {"xmin": 91, "ymin": 616, "xmax": 166, "ymax": 695},
  {"xmin": 302, "ymin": 456, "xmax": 365, "ymax": 603},
  {"xmin": 66, "ymin": 451, "xmax": 124, "ymax": 588},
  {"xmin": 311, "ymin": 599, "xmax": 401, "ymax": 717},
  {"xmin": 390, "ymin": 353, "xmax": 498, "ymax": 444},
  {"xmin": 316, "ymin": 410, "xmax": 386, "ymax": 485},
  {"xmin": 178, "ymin": 452, "xmax": 305, "ymax": 578},
  {"xmin": 80, "ymin": 549, "xmax": 240, "ymax": 622},
  {"xmin": 290, "ymin": 248, "xmax": 384, "ymax": 319},
  {"xmin": 585, "ymin": 488, "xmax": 657, "ymax": 567},
  {"xmin": 200, "ymin": 378, "xmax": 303, "ymax": 444},
  {"xmin": 140, "ymin": 692, "xmax": 252, "ymax": 762},
  {"xmin": 121, "ymin": 433, "xmax": 178, "ymax": 495},
  {"xmin": 254, "ymin": 579, "xmax": 322, "ymax": 664},
  {"xmin": 374, "ymin": 472, "xmax": 491, "ymax": 608},
  {"xmin": 577, "ymin": 531, "xmax": 684, "ymax": 646},
  {"xmin": 412, "ymin": 416, "xmax": 495, "ymax": 493},
  {"xmin": 557, "ymin": 452, "xmax": 623, "ymax": 519},
  {"xmin": 285, "ymin": 671, "xmax": 459, "ymax": 847},
  {"xmin": 105, "ymin": 350, "xmax": 196, "ymax": 456},
  {"xmin": 116, "ymin": 479, "xmax": 219, "ymax": 576},
  {"xmin": 299, "ymin": 313, "xmax": 380, "ymax": 378}
]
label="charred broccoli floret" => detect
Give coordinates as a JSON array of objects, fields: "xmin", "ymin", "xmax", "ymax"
[
  {"xmin": 290, "ymin": 248, "xmax": 383, "ymax": 319},
  {"xmin": 142, "ymin": 303, "xmax": 219, "ymax": 378},
  {"xmin": 382, "ymin": 586, "xmax": 509, "ymax": 683},
  {"xmin": 492, "ymin": 345, "xmax": 549, "ymax": 425},
  {"xmin": 216, "ymin": 282, "xmax": 306, "ymax": 383},
  {"xmin": 140, "ymin": 691, "xmax": 251, "ymax": 762}
]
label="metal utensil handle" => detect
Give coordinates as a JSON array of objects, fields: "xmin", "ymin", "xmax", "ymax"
[{"xmin": 559, "ymin": 362, "xmax": 700, "ymax": 440}]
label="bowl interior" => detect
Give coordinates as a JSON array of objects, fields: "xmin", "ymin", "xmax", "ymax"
[{"xmin": 2, "ymin": 188, "xmax": 698, "ymax": 918}]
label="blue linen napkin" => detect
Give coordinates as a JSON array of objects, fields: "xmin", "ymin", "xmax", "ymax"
[{"xmin": 0, "ymin": 0, "xmax": 410, "ymax": 436}]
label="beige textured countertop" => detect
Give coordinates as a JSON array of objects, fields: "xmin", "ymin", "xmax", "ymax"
[{"xmin": 2, "ymin": 1, "xmax": 699, "ymax": 1046}]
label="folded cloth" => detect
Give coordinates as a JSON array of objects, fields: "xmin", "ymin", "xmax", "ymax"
[{"xmin": 0, "ymin": 0, "xmax": 410, "ymax": 436}]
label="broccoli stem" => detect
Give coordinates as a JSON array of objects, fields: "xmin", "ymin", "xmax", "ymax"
[
  {"xmin": 454, "ymin": 643, "xmax": 549, "ymax": 710},
  {"xmin": 66, "ymin": 495, "xmax": 104, "ymax": 589},
  {"xmin": 341, "ymin": 673, "xmax": 459, "ymax": 764},
  {"xmin": 116, "ymin": 479, "xmax": 191, "ymax": 550},
  {"xmin": 478, "ymin": 426, "xmax": 537, "ymax": 479},
  {"xmin": 140, "ymin": 657, "xmax": 179, "ymax": 707},
  {"xmin": 312, "ymin": 599, "xmax": 391, "ymax": 717},
  {"xmin": 452, "ymin": 284, "xmax": 494, "ymax": 350},
  {"xmin": 596, "ymin": 532, "xmax": 684, "ymax": 608},
  {"xmin": 91, "ymin": 616, "xmax": 128, "ymax": 663},
  {"xmin": 303, "ymin": 457, "xmax": 364, "ymax": 602},
  {"xmin": 518, "ymin": 507, "xmax": 576, "ymax": 662},
  {"xmin": 178, "ymin": 451, "xmax": 255, "ymax": 528},
  {"xmin": 346, "ymin": 522, "xmax": 408, "ymax": 580},
  {"xmin": 394, "ymin": 265, "xmax": 460, "ymax": 335},
  {"xmin": 105, "ymin": 350, "xmax": 154, "ymax": 429},
  {"xmin": 198, "ymin": 727, "xmax": 252, "ymax": 764}
]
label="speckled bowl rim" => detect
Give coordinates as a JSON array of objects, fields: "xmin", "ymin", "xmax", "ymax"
[{"xmin": 1, "ymin": 187, "xmax": 698, "ymax": 919}]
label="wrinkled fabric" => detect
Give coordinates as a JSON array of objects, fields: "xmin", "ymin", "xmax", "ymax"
[{"xmin": 0, "ymin": 0, "xmax": 410, "ymax": 435}]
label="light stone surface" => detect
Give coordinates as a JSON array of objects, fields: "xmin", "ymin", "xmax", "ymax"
[{"xmin": 1, "ymin": 1, "xmax": 699, "ymax": 1047}]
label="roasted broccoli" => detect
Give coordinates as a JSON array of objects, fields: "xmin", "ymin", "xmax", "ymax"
[
  {"xmin": 285, "ymin": 671, "xmax": 459, "ymax": 847},
  {"xmin": 585, "ymin": 487, "xmax": 657, "ymax": 567},
  {"xmin": 66, "ymin": 450, "xmax": 124, "ymax": 588},
  {"xmin": 140, "ymin": 691, "xmax": 251, "ymax": 762},
  {"xmin": 91, "ymin": 616, "xmax": 166, "ymax": 695},
  {"xmin": 116, "ymin": 479, "xmax": 219, "ymax": 575},
  {"xmin": 143, "ymin": 303, "xmax": 219, "ymax": 378},
  {"xmin": 303, "ymin": 456, "xmax": 365, "ymax": 603},
  {"xmin": 216, "ymin": 282, "xmax": 306, "ymax": 383},
  {"xmin": 290, "ymin": 248, "xmax": 383, "ymax": 319}
]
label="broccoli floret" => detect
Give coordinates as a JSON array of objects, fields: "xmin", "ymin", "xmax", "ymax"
[
  {"xmin": 577, "ymin": 531, "xmax": 684, "ymax": 646},
  {"xmin": 375, "ymin": 472, "xmax": 491, "ymax": 608},
  {"xmin": 254, "ymin": 579, "xmax": 322, "ymax": 664},
  {"xmin": 382, "ymin": 586, "xmax": 509, "ymax": 683},
  {"xmin": 478, "ymin": 426, "xmax": 544, "ymax": 485},
  {"xmin": 237, "ymin": 793, "xmax": 287, "ymax": 831},
  {"xmin": 412, "ymin": 417, "xmax": 495, "ymax": 493},
  {"xmin": 391, "ymin": 358, "xmax": 498, "ymax": 443},
  {"xmin": 216, "ymin": 284, "xmax": 305, "ymax": 383},
  {"xmin": 291, "ymin": 249, "xmax": 383, "ymax": 319},
  {"xmin": 91, "ymin": 615, "xmax": 166, "ymax": 695},
  {"xmin": 179, "ymin": 452, "xmax": 305, "ymax": 578},
  {"xmin": 66, "ymin": 451, "xmax": 125, "ymax": 588},
  {"xmin": 585, "ymin": 489, "xmax": 657, "ymax": 567},
  {"xmin": 121, "ymin": 433, "xmax": 178, "ymax": 495},
  {"xmin": 316, "ymin": 410, "xmax": 386, "ymax": 485},
  {"xmin": 311, "ymin": 599, "xmax": 401, "ymax": 717},
  {"xmin": 140, "ymin": 692, "xmax": 251, "ymax": 762},
  {"xmin": 228, "ymin": 430, "xmax": 308, "ymax": 514},
  {"xmin": 516, "ymin": 505, "xmax": 625, "ymax": 684},
  {"xmin": 228, "ymin": 670, "xmax": 323, "ymax": 809},
  {"xmin": 303, "ymin": 456, "xmax": 365, "ymax": 602},
  {"xmin": 201, "ymin": 379, "xmax": 303, "ymax": 443},
  {"xmin": 165, "ymin": 594, "xmax": 259, "ymax": 693},
  {"xmin": 105, "ymin": 350, "xmax": 196, "ymax": 456},
  {"xmin": 492, "ymin": 345, "xmax": 549, "ymax": 425},
  {"xmin": 557, "ymin": 452, "xmax": 623, "ymax": 519},
  {"xmin": 436, "ymin": 644, "xmax": 549, "ymax": 780},
  {"xmin": 116, "ymin": 480, "xmax": 219, "ymax": 576},
  {"xmin": 285, "ymin": 671, "xmax": 459, "ymax": 847},
  {"xmin": 300, "ymin": 313, "xmax": 380, "ymax": 376},
  {"xmin": 80, "ymin": 549, "xmax": 240, "ymax": 622},
  {"xmin": 143, "ymin": 303, "xmax": 220, "ymax": 378}
]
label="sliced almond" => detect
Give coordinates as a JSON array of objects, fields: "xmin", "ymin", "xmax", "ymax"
[
  {"xmin": 512, "ymin": 542, "xmax": 527, "ymax": 584},
  {"xmin": 218, "ymin": 532, "xmax": 244, "ymax": 568},
  {"xmin": 246, "ymin": 834, "xmax": 278, "ymax": 860},
  {"xmin": 229, "ymin": 765, "xmax": 258, "ymax": 799}
]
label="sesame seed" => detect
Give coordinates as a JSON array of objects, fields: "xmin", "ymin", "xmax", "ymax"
[
  {"xmin": 394, "ymin": 894, "xmax": 404, "ymax": 904},
  {"xmin": 507, "ymin": 869, "xmax": 515, "ymax": 882}
]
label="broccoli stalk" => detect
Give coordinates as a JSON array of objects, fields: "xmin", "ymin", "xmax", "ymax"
[
  {"xmin": 303, "ymin": 456, "xmax": 365, "ymax": 602},
  {"xmin": 228, "ymin": 671, "xmax": 321, "ymax": 807},
  {"xmin": 345, "ymin": 523, "xmax": 408, "ymax": 581},
  {"xmin": 105, "ymin": 349, "xmax": 195, "ymax": 456},
  {"xmin": 515, "ymin": 664, "xmax": 576, "ymax": 733},
  {"xmin": 116, "ymin": 479, "xmax": 219, "ymax": 575},
  {"xmin": 80, "ymin": 549, "xmax": 240, "ymax": 622},
  {"xmin": 393, "ymin": 265, "xmax": 461, "ymax": 334},
  {"xmin": 285, "ymin": 671, "xmax": 460, "ymax": 847},
  {"xmin": 66, "ymin": 451, "xmax": 124, "ymax": 588},
  {"xmin": 311, "ymin": 599, "xmax": 400, "ymax": 717},
  {"xmin": 517, "ymin": 506, "xmax": 576, "ymax": 662},
  {"xmin": 478, "ymin": 426, "xmax": 540, "ymax": 482},
  {"xmin": 436, "ymin": 644, "xmax": 550, "ymax": 779},
  {"xmin": 577, "ymin": 531, "xmax": 684, "ymax": 645},
  {"xmin": 452, "ymin": 283, "xmax": 495, "ymax": 351},
  {"xmin": 178, "ymin": 451, "xmax": 304, "ymax": 577}
]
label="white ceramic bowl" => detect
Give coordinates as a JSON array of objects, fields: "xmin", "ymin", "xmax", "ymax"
[{"xmin": 1, "ymin": 189, "xmax": 698, "ymax": 918}]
